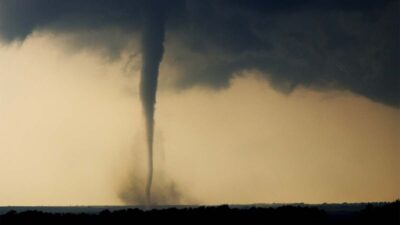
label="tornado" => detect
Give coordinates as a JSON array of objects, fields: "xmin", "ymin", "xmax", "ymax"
[{"xmin": 139, "ymin": 3, "xmax": 166, "ymax": 205}]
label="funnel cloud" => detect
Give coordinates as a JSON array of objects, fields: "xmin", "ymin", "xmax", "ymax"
[{"xmin": 139, "ymin": 2, "xmax": 166, "ymax": 205}]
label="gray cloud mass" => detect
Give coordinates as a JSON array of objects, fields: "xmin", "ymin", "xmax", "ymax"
[{"xmin": 0, "ymin": 0, "xmax": 398, "ymax": 106}]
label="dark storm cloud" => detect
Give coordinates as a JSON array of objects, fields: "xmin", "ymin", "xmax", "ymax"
[
  {"xmin": 0, "ymin": 0, "xmax": 398, "ymax": 106},
  {"xmin": 169, "ymin": 0, "xmax": 399, "ymax": 106}
]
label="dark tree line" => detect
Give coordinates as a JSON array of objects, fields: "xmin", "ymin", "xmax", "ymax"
[{"xmin": 0, "ymin": 201, "xmax": 398, "ymax": 225}]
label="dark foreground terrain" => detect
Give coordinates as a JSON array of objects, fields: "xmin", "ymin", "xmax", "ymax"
[{"xmin": 0, "ymin": 201, "xmax": 398, "ymax": 225}]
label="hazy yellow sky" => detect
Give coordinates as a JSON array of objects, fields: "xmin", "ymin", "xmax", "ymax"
[{"xmin": 0, "ymin": 33, "xmax": 399, "ymax": 205}]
